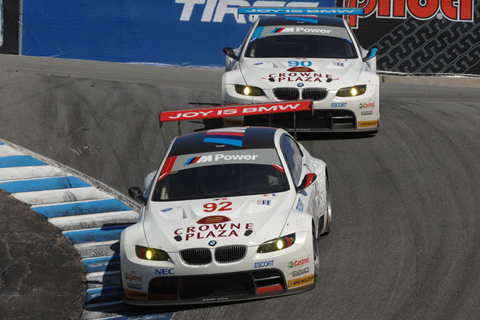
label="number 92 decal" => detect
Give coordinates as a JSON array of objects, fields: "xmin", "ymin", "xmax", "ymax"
[{"xmin": 203, "ymin": 201, "xmax": 232, "ymax": 212}]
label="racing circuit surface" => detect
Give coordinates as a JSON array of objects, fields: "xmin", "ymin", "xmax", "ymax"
[{"xmin": 1, "ymin": 55, "xmax": 480, "ymax": 319}]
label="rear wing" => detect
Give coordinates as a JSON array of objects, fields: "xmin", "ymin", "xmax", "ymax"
[
  {"xmin": 159, "ymin": 100, "xmax": 313, "ymax": 136},
  {"xmin": 237, "ymin": 7, "xmax": 364, "ymax": 16}
]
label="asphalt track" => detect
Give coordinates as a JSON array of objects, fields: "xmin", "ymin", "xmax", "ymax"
[{"xmin": 1, "ymin": 55, "xmax": 480, "ymax": 319}]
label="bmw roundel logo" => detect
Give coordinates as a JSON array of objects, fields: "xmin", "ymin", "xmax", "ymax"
[
  {"xmin": 208, "ymin": 240, "xmax": 217, "ymax": 247},
  {"xmin": 297, "ymin": 83, "xmax": 304, "ymax": 88}
]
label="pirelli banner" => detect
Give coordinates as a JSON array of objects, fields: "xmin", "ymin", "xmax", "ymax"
[
  {"xmin": 4, "ymin": 0, "xmax": 479, "ymax": 76},
  {"xmin": 339, "ymin": 0, "xmax": 479, "ymax": 76}
]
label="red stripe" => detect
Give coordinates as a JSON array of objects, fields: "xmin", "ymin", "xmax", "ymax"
[
  {"xmin": 272, "ymin": 165, "xmax": 284, "ymax": 173},
  {"xmin": 160, "ymin": 156, "xmax": 177, "ymax": 176},
  {"xmin": 206, "ymin": 131, "xmax": 244, "ymax": 136},
  {"xmin": 257, "ymin": 284, "xmax": 284, "ymax": 295}
]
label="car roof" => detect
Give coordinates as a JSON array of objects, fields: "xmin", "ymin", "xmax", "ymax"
[
  {"xmin": 256, "ymin": 15, "xmax": 346, "ymax": 28},
  {"xmin": 168, "ymin": 127, "xmax": 279, "ymax": 156}
]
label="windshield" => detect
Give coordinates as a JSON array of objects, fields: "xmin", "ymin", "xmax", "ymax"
[
  {"xmin": 245, "ymin": 35, "xmax": 357, "ymax": 59},
  {"xmin": 152, "ymin": 163, "xmax": 289, "ymax": 201}
]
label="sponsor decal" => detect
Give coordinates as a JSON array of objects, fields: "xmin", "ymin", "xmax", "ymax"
[
  {"xmin": 161, "ymin": 208, "xmax": 173, "ymax": 212},
  {"xmin": 343, "ymin": 0, "xmax": 474, "ymax": 28},
  {"xmin": 208, "ymin": 240, "xmax": 217, "ymax": 246},
  {"xmin": 197, "ymin": 215, "xmax": 231, "ymax": 224},
  {"xmin": 125, "ymin": 272, "xmax": 142, "ymax": 282},
  {"xmin": 292, "ymin": 267, "xmax": 310, "ymax": 277},
  {"xmin": 296, "ymin": 198, "xmax": 304, "ymax": 212},
  {"xmin": 124, "ymin": 289, "xmax": 148, "ymax": 299},
  {"xmin": 155, "ymin": 268, "xmax": 175, "ymax": 275},
  {"xmin": 257, "ymin": 200, "xmax": 271, "ymax": 206},
  {"xmin": 159, "ymin": 101, "xmax": 311, "ymax": 122},
  {"xmin": 287, "ymin": 67, "xmax": 314, "ymax": 73},
  {"xmin": 185, "ymin": 153, "xmax": 259, "ymax": 165},
  {"xmin": 254, "ymin": 260, "xmax": 274, "ymax": 268},
  {"xmin": 333, "ymin": 61, "xmax": 345, "ymax": 67},
  {"xmin": 331, "ymin": 102, "xmax": 347, "ymax": 108},
  {"xmin": 288, "ymin": 274, "xmax": 315, "ymax": 288},
  {"xmin": 289, "ymin": 257, "xmax": 309, "ymax": 269},
  {"xmin": 361, "ymin": 110, "xmax": 374, "ymax": 116},
  {"xmin": 359, "ymin": 102, "xmax": 375, "ymax": 109},
  {"xmin": 176, "ymin": 2, "xmax": 339, "ymax": 24},
  {"xmin": 174, "ymin": 222, "xmax": 254, "ymax": 241},
  {"xmin": 358, "ymin": 120, "xmax": 379, "ymax": 128},
  {"xmin": 202, "ymin": 297, "xmax": 229, "ymax": 302},
  {"xmin": 267, "ymin": 72, "xmax": 333, "ymax": 83},
  {"xmin": 275, "ymin": 27, "xmax": 332, "ymax": 34},
  {"xmin": 126, "ymin": 282, "xmax": 142, "ymax": 290}
]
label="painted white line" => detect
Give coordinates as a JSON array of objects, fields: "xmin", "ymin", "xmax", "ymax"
[
  {"xmin": 12, "ymin": 187, "xmax": 114, "ymax": 205},
  {"xmin": 49, "ymin": 211, "xmax": 138, "ymax": 231},
  {"xmin": 75, "ymin": 240, "xmax": 120, "ymax": 259},
  {"xmin": 0, "ymin": 166, "xmax": 66, "ymax": 181},
  {"xmin": 86, "ymin": 271, "xmax": 122, "ymax": 289},
  {"xmin": 0, "ymin": 145, "xmax": 24, "ymax": 156}
]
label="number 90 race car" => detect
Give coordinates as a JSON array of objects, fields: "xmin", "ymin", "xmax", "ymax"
[
  {"xmin": 120, "ymin": 125, "xmax": 331, "ymax": 305},
  {"xmin": 222, "ymin": 7, "xmax": 380, "ymax": 133}
]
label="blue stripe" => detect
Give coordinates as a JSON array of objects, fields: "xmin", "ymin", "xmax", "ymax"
[
  {"xmin": 83, "ymin": 255, "xmax": 120, "ymax": 273},
  {"xmin": 87, "ymin": 286, "xmax": 124, "ymax": 304},
  {"xmin": 0, "ymin": 142, "xmax": 4, "ymax": 145},
  {"xmin": 0, "ymin": 155, "xmax": 47, "ymax": 168},
  {"xmin": 206, "ymin": 134, "xmax": 243, "ymax": 141},
  {"xmin": 32, "ymin": 199, "xmax": 132, "ymax": 218},
  {"xmin": 107, "ymin": 314, "xmax": 172, "ymax": 320},
  {"xmin": 250, "ymin": 26, "xmax": 264, "ymax": 42},
  {"xmin": 64, "ymin": 225, "xmax": 129, "ymax": 244},
  {"xmin": 285, "ymin": 17, "xmax": 318, "ymax": 24},
  {"xmin": 0, "ymin": 176, "xmax": 90, "ymax": 193},
  {"xmin": 184, "ymin": 157, "xmax": 196, "ymax": 165},
  {"xmin": 204, "ymin": 137, "xmax": 243, "ymax": 147}
]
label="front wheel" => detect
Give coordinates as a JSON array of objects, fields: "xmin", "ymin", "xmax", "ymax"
[
  {"xmin": 313, "ymin": 230, "xmax": 320, "ymax": 278},
  {"xmin": 321, "ymin": 171, "xmax": 332, "ymax": 236}
]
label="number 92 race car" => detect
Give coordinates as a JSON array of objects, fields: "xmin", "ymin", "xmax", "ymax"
[
  {"xmin": 222, "ymin": 7, "xmax": 380, "ymax": 133},
  {"xmin": 120, "ymin": 125, "xmax": 331, "ymax": 305}
]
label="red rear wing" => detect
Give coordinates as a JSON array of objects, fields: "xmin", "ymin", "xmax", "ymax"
[{"xmin": 159, "ymin": 100, "xmax": 313, "ymax": 124}]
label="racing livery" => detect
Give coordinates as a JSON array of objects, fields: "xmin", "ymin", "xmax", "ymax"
[
  {"xmin": 120, "ymin": 126, "xmax": 331, "ymax": 305},
  {"xmin": 222, "ymin": 8, "xmax": 380, "ymax": 133}
]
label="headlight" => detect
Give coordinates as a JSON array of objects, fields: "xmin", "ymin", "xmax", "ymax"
[
  {"xmin": 336, "ymin": 85, "xmax": 367, "ymax": 97},
  {"xmin": 135, "ymin": 245, "xmax": 171, "ymax": 261},
  {"xmin": 235, "ymin": 85, "xmax": 265, "ymax": 96},
  {"xmin": 257, "ymin": 234, "xmax": 296, "ymax": 253}
]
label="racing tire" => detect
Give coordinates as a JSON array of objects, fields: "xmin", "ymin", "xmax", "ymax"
[
  {"xmin": 321, "ymin": 172, "xmax": 332, "ymax": 236},
  {"xmin": 313, "ymin": 229, "xmax": 320, "ymax": 278}
]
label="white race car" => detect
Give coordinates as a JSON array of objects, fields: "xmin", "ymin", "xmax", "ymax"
[
  {"xmin": 222, "ymin": 7, "xmax": 380, "ymax": 133},
  {"xmin": 120, "ymin": 126, "xmax": 331, "ymax": 305}
]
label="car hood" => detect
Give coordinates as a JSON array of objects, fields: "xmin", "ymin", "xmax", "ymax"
[
  {"xmin": 143, "ymin": 191, "xmax": 296, "ymax": 252},
  {"xmin": 238, "ymin": 58, "xmax": 364, "ymax": 89}
]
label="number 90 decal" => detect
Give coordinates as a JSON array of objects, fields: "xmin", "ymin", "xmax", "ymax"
[{"xmin": 288, "ymin": 60, "xmax": 312, "ymax": 67}]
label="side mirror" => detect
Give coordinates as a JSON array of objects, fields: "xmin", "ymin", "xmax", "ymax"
[
  {"xmin": 297, "ymin": 173, "xmax": 317, "ymax": 192},
  {"xmin": 223, "ymin": 47, "xmax": 239, "ymax": 61},
  {"xmin": 128, "ymin": 187, "xmax": 147, "ymax": 204},
  {"xmin": 363, "ymin": 48, "xmax": 378, "ymax": 62}
]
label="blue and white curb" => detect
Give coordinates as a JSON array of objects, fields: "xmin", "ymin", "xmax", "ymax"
[{"xmin": 0, "ymin": 140, "xmax": 172, "ymax": 320}]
